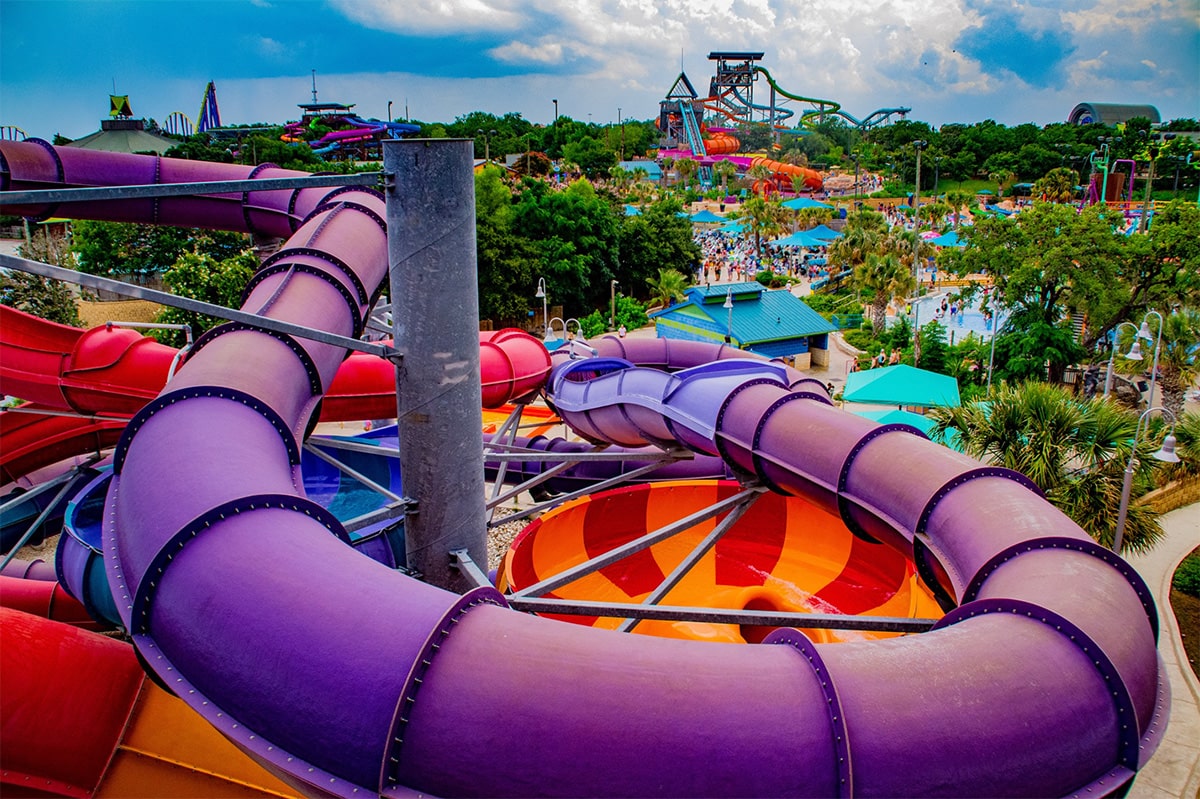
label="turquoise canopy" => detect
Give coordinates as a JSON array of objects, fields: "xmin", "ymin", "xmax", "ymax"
[
  {"xmin": 843, "ymin": 364, "xmax": 961, "ymax": 407},
  {"xmin": 782, "ymin": 197, "xmax": 833, "ymax": 210},
  {"xmin": 690, "ymin": 209, "xmax": 726, "ymax": 223}
]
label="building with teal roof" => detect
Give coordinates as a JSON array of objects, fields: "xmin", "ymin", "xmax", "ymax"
[{"xmin": 649, "ymin": 282, "xmax": 834, "ymax": 368}]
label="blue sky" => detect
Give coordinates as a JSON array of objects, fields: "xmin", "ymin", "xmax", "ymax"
[{"xmin": 2, "ymin": 0, "xmax": 1196, "ymax": 141}]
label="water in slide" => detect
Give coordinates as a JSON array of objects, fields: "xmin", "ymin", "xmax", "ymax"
[{"xmin": 0, "ymin": 139, "xmax": 1168, "ymax": 797}]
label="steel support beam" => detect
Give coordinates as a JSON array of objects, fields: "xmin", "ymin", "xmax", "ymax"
[{"xmin": 385, "ymin": 139, "xmax": 486, "ymax": 592}]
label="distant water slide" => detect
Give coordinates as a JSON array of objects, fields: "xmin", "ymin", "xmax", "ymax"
[{"xmin": 0, "ymin": 139, "xmax": 1169, "ymax": 798}]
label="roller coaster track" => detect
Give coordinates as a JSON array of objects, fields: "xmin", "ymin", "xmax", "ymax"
[{"xmin": 752, "ymin": 67, "xmax": 909, "ymax": 130}]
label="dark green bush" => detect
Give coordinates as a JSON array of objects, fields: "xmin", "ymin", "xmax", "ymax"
[{"xmin": 1174, "ymin": 550, "xmax": 1200, "ymax": 597}]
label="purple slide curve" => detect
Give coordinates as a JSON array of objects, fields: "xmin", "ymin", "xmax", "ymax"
[{"xmin": 0, "ymin": 140, "xmax": 1167, "ymax": 797}]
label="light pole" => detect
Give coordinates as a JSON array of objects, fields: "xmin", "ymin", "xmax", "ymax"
[
  {"xmin": 477, "ymin": 129, "xmax": 497, "ymax": 163},
  {"xmin": 986, "ymin": 291, "xmax": 1008, "ymax": 394},
  {"xmin": 912, "ymin": 140, "xmax": 927, "ymax": 285},
  {"xmin": 1102, "ymin": 321, "xmax": 1140, "ymax": 398},
  {"xmin": 609, "ymin": 279, "xmax": 619, "ymax": 331},
  {"xmin": 723, "ymin": 288, "xmax": 734, "ymax": 345},
  {"xmin": 852, "ymin": 151, "xmax": 860, "ymax": 206},
  {"xmin": 535, "ymin": 277, "xmax": 547, "ymax": 335},
  {"xmin": 387, "ymin": 100, "xmax": 392, "ymax": 122},
  {"xmin": 618, "ymin": 107, "xmax": 624, "ymax": 161},
  {"xmin": 552, "ymin": 99, "xmax": 558, "ymax": 126},
  {"xmin": 1112, "ymin": 406, "xmax": 1180, "ymax": 553},
  {"xmin": 1129, "ymin": 310, "xmax": 1164, "ymax": 410}
]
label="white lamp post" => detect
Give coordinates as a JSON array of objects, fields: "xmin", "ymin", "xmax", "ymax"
[
  {"xmin": 1102, "ymin": 321, "xmax": 1140, "ymax": 398},
  {"xmin": 1112, "ymin": 406, "xmax": 1180, "ymax": 553},
  {"xmin": 535, "ymin": 277, "xmax": 547, "ymax": 335},
  {"xmin": 1134, "ymin": 310, "xmax": 1163, "ymax": 410},
  {"xmin": 724, "ymin": 288, "xmax": 734, "ymax": 345}
]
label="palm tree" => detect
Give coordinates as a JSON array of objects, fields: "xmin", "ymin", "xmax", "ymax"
[
  {"xmin": 712, "ymin": 159, "xmax": 738, "ymax": 198},
  {"xmin": 747, "ymin": 164, "xmax": 774, "ymax": 197},
  {"xmin": 854, "ymin": 252, "xmax": 915, "ymax": 334},
  {"xmin": 676, "ymin": 157, "xmax": 699, "ymax": 190},
  {"xmin": 944, "ymin": 190, "xmax": 974, "ymax": 229},
  {"xmin": 732, "ymin": 195, "xmax": 788, "ymax": 257},
  {"xmin": 792, "ymin": 207, "xmax": 834, "ymax": 232},
  {"xmin": 1034, "ymin": 167, "xmax": 1078, "ymax": 203},
  {"xmin": 661, "ymin": 156, "xmax": 675, "ymax": 188},
  {"xmin": 989, "ymin": 168, "xmax": 1016, "ymax": 199},
  {"xmin": 645, "ymin": 267, "xmax": 690, "ymax": 309},
  {"xmin": 929, "ymin": 382, "xmax": 1168, "ymax": 554},
  {"xmin": 828, "ymin": 209, "xmax": 887, "ymax": 270}
]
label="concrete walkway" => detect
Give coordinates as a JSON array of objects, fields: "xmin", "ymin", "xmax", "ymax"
[{"xmin": 1126, "ymin": 503, "xmax": 1200, "ymax": 798}]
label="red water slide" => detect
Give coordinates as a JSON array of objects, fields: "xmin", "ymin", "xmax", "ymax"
[{"xmin": 1, "ymin": 307, "xmax": 550, "ymax": 480}]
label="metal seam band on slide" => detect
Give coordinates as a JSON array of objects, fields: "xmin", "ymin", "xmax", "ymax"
[
  {"xmin": 382, "ymin": 586, "xmax": 508, "ymax": 788},
  {"xmin": 962, "ymin": 536, "xmax": 1159, "ymax": 642},
  {"xmin": 836, "ymin": 423, "xmax": 925, "ymax": 544},
  {"xmin": 259, "ymin": 245, "xmax": 369, "ymax": 305},
  {"xmin": 712, "ymin": 378, "xmax": 787, "ymax": 481},
  {"xmin": 183, "ymin": 321, "xmax": 325, "ymax": 397},
  {"xmin": 765, "ymin": 628, "xmax": 853, "ymax": 798},
  {"xmin": 112, "ymin": 386, "xmax": 302, "ymax": 473},
  {"xmin": 128, "ymin": 493, "xmax": 350, "ymax": 636},
  {"xmin": 241, "ymin": 163, "xmax": 280, "ymax": 238},
  {"xmin": 914, "ymin": 466, "xmax": 1043, "ymax": 538},
  {"xmin": 748, "ymin": 392, "xmax": 828, "ymax": 494},
  {"xmin": 933, "ymin": 597, "xmax": 1142, "ymax": 771},
  {"xmin": 24, "ymin": 138, "xmax": 65, "ymax": 222},
  {"xmin": 240, "ymin": 261, "xmax": 365, "ymax": 339},
  {"xmin": 911, "ymin": 535, "xmax": 960, "ymax": 612},
  {"xmin": 305, "ymin": 197, "xmax": 387, "ymax": 234}
]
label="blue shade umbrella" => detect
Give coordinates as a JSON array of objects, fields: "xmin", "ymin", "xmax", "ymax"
[
  {"xmin": 771, "ymin": 230, "xmax": 831, "ymax": 248},
  {"xmin": 624, "ymin": 205, "xmax": 642, "ymax": 216},
  {"xmin": 929, "ymin": 230, "xmax": 965, "ymax": 247},
  {"xmin": 690, "ymin": 209, "xmax": 726, "ymax": 223},
  {"xmin": 843, "ymin": 364, "xmax": 961, "ymax": 407},
  {"xmin": 807, "ymin": 224, "xmax": 843, "ymax": 240},
  {"xmin": 782, "ymin": 197, "xmax": 833, "ymax": 210},
  {"xmin": 719, "ymin": 221, "xmax": 747, "ymax": 233}
]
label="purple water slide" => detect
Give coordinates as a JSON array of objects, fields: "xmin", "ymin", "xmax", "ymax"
[{"xmin": 1, "ymin": 140, "xmax": 1167, "ymax": 798}]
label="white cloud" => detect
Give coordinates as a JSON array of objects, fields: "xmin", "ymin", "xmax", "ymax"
[
  {"xmin": 489, "ymin": 40, "xmax": 566, "ymax": 65},
  {"xmin": 328, "ymin": 0, "xmax": 527, "ymax": 35}
]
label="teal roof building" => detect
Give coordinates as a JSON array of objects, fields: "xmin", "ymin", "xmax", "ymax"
[{"xmin": 649, "ymin": 282, "xmax": 835, "ymax": 364}]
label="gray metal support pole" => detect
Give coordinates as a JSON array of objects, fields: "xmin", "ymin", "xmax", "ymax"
[{"xmin": 384, "ymin": 139, "xmax": 487, "ymax": 592}]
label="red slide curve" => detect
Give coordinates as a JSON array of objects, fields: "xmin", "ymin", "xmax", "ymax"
[{"xmin": 1, "ymin": 307, "xmax": 551, "ymax": 480}]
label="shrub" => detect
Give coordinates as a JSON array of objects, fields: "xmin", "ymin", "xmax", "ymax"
[{"xmin": 1174, "ymin": 550, "xmax": 1200, "ymax": 597}]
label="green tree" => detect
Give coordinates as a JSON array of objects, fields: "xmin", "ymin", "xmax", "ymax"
[
  {"xmin": 563, "ymin": 136, "xmax": 617, "ymax": 180},
  {"xmin": 73, "ymin": 221, "xmax": 248, "ymax": 280},
  {"xmin": 1033, "ymin": 167, "xmax": 1078, "ymax": 202},
  {"xmin": 675, "ymin": 157, "xmax": 699, "ymax": 189},
  {"xmin": 944, "ymin": 190, "xmax": 975, "ymax": 229},
  {"xmin": 929, "ymin": 382, "xmax": 1166, "ymax": 554},
  {"xmin": 916, "ymin": 319, "xmax": 949, "ymax": 373},
  {"xmin": 619, "ymin": 198, "xmax": 701, "ymax": 302},
  {"xmin": 153, "ymin": 251, "xmax": 258, "ymax": 347},
  {"xmin": 2, "ymin": 228, "xmax": 81, "ymax": 326},
  {"xmin": 1121, "ymin": 309, "xmax": 1200, "ymax": 418},
  {"xmin": 475, "ymin": 167, "xmax": 537, "ymax": 326},
  {"xmin": 511, "ymin": 178, "xmax": 620, "ymax": 315}
]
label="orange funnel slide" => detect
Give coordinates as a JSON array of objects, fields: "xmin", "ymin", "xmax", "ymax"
[
  {"xmin": 499, "ymin": 480, "xmax": 941, "ymax": 643},
  {"xmin": 751, "ymin": 155, "xmax": 823, "ymax": 192},
  {"xmin": 1, "ymin": 607, "xmax": 300, "ymax": 799}
]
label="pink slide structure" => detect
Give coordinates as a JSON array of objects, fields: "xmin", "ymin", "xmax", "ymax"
[{"xmin": 0, "ymin": 139, "xmax": 1169, "ymax": 798}]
